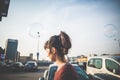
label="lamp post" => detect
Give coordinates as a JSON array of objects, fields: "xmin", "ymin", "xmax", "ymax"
[
  {"xmin": 114, "ymin": 38, "xmax": 120, "ymax": 48},
  {"xmin": 37, "ymin": 32, "xmax": 40, "ymax": 61},
  {"xmin": 118, "ymin": 39, "xmax": 120, "ymax": 48}
]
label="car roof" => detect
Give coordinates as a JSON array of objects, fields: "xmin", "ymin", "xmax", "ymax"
[
  {"xmin": 16, "ymin": 62, "xmax": 22, "ymax": 63},
  {"xmin": 49, "ymin": 63, "xmax": 57, "ymax": 67},
  {"xmin": 88, "ymin": 56, "xmax": 120, "ymax": 63},
  {"xmin": 88, "ymin": 56, "xmax": 120, "ymax": 59},
  {"xmin": 49, "ymin": 62, "xmax": 79, "ymax": 68},
  {"xmin": 27, "ymin": 61, "xmax": 36, "ymax": 63}
]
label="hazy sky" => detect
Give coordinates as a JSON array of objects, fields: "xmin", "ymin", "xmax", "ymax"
[{"xmin": 0, "ymin": 0, "xmax": 120, "ymax": 60}]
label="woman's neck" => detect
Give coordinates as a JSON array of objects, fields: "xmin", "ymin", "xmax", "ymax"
[
  {"xmin": 55, "ymin": 61, "xmax": 66, "ymax": 71},
  {"xmin": 55, "ymin": 60, "xmax": 66, "ymax": 70}
]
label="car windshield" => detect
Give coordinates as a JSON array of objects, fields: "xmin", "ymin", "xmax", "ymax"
[
  {"xmin": 28, "ymin": 63, "xmax": 35, "ymax": 66},
  {"xmin": 49, "ymin": 66, "xmax": 57, "ymax": 80}
]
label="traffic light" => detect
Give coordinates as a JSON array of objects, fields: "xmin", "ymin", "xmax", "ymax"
[{"xmin": 0, "ymin": 0, "xmax": 10, "ymax": 21}]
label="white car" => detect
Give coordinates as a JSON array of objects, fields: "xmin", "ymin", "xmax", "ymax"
[
  {"xmin": 39, "ymin": 63, "xmax": 97, "ymax": 80},
  {"xmin": 87, "ymin": 56, "xmax": 120, "ymax": 80},
  {"xmin": 25, "ymin": 61, "xmax": 38, "ymax": 71}
]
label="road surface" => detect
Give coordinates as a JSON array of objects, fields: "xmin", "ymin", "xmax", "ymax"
[{"xmin": 0, "ymin": 66, "xmax": 48, "ymax": 80}]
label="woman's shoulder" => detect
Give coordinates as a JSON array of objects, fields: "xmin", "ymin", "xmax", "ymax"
[
  {"xmin": 65, "ymin": 62, "xmax": 73, "ymax": 67},
  {"xmin": 61, "ymin": 63, "xmax": 79, "ymax": 80},
  {"xmin": 63, "ymin": 63, "xmax": 75, "ymax": 71}
]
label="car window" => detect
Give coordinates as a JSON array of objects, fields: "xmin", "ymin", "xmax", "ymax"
[
  {"xmin": 94, "ymin": 58, "xmax": 102, "ymax": 69},
  {"xmin": 49, "ymin": 67, "xmax": 57, "ymax": 80},
  {"xmin": 74, "ymin": 66, "xmax": 89, "ymax": 80},
  {"xmin": 105, "ymin": 59, "xmax": 120, "ymax": 75},
  {"xmin": 88, "ymin": 58, "xmax": 102, "ymax": 69},
  {"xmin": 29, "ymin": 63, "xmax": 35, "ymax": 66},
  {"xmin": 88, "ymin": 58, "xmax": 95, "ymax": 67}
]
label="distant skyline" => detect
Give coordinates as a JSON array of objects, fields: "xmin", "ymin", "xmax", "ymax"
[{"xmin": 0, "ymin": 0, "xmax": 120, "ymax": 60}]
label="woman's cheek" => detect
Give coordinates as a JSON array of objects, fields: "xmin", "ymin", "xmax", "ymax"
[{"xmin": 51, "ymin": 54, "xmax": 56, "ymax": 62}]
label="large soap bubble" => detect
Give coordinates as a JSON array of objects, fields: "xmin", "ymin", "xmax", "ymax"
[
  {"xmin": 104, "ymin": 24, "xmax": 118, "ymax": 38},
  {"xmin": 27, "ymin": 22, "xmax": 44, "ymax": 38}
]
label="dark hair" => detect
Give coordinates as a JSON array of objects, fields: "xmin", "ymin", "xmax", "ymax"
[{"xmin": 44, "ymin": 31, "xmax": 71, "ymax": 55}]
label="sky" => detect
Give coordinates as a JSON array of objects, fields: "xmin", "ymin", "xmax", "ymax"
[{"xmin": 0, "ymin": 0, "xmax": 120, "ymax": 60}]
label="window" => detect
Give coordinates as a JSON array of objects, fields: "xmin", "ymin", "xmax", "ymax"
[
  {"xmin": 105, "ymin": 59, "xmax": 120, "ymax": 75},
  {"xmin": 88, "ymin": 58, "xmax": 95, "ymax": 67},
  {"xmin": 94, "ymin": 59, "xmax": 102, "ymax": 69},
  {"xmin": 49, "ymin": 67, "xmax": 57, "ymax": 80},
  {"xmin": 88, "ymin": 58, "xmax": 102, "ymax": 69}
]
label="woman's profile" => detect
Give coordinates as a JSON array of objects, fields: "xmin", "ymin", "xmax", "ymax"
[{"xmin": 44, "ymin": 31, "xmax": 78, "ymax": 80}]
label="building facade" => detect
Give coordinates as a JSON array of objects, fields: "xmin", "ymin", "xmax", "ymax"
[{"xmin": 5, "ymin": 39, "xmax": 18, "ymax": 62}]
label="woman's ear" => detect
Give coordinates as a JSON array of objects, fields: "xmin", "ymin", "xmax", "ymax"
[{"xmin": 51, "ymin": 47, "xmax": 56, "ymax": 54}]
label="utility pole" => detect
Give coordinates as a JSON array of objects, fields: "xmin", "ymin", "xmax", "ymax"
[
  {"xmin": 114, "ymin": 38, "xmax": 120, "ymax": 48},
  {"xmin": 37, "ymin": 32, "xmax": 40, "ymax": 61}
]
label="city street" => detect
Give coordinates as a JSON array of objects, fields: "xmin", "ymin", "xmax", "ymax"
[{"xmin": 0, "ymin": 66, "xmax": 48, "ymax": 80}]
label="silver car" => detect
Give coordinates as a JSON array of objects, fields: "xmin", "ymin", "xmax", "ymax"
[{"xmin": 25, "ymin": 61, "xmax": 38, "ymax": 71}]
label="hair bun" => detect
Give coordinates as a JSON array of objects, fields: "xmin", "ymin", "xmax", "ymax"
[{"xmin": 59, "ymin": 31, "xmax": 71, "ymax": 55}]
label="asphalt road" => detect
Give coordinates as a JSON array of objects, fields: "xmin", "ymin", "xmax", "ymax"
[
  {"xmin": 0, "ymin": 66, "xmax": 101, "ymax": 80},
  {"xmin": 0, "ymin": 66, "xmax": 48, "ymax": 80}
]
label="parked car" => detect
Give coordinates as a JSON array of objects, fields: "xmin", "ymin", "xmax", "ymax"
[
  {"xmin": 24, "ymin": 61, "xmax": 38, "ymax": 71},
  {"xmin": 69, "ymin": 61, "xmax": 87, "ymax": 71},
  {"xmin": 78, "ymin": 62, "xmax": 87, "ymax": 71},
  {"xmin": 0, "ymin": 61, "xmax": 7, "ymax": 72},
  {"xmin": 7, "ymin": 62, "xmax": 24, "ymax": 72},
  {"xmin": 87, "ymin": 56, "xmax": 120, "ymax": 80},
  {"xmin": 39, "ymin": 63, "xmax": 96, "ymax": 80}
]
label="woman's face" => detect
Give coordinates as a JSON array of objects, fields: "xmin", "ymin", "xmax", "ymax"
[{"xmin": 45, "ymin": 48, "xmax": 56, "ymax": 62}]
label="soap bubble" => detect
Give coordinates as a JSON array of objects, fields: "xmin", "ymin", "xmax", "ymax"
[
  {"xmin": 104, "ymin": 24, "xmax": 118, "ymax": 38},
  {"xmin": 27, "ymin": 22, "xmax": 44, "ymax": 38}
]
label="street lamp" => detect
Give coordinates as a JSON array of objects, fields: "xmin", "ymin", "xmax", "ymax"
[
  {"xmin": 28, "ymin": 23, "xmax": 43, "ymax": 61},
  {"xmin": 37, "ymin": 32, "xmax": 40, "ymax": 61},
  {"xmin": 114, "ymin": 38, "xmax": 120, "ymax": 48}
]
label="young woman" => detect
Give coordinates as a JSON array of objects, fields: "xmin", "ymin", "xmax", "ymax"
[{"xmin": 44, "ymin": 31, "xmax": 79, "ymax": 80}]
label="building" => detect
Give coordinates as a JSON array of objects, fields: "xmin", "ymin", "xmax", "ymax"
[
  {"xmin": 76, "ymin": 55, "xmax": 88, "ymax": 63},
  {"xmin": 5, "ymin": 39, "xmax": 18, "ymax": 62},
  {"xmin": 0, "ymin": 0, "xmax": 10, "ymax": 21},
  {"xmin": 19, "ymin": 53, "xmax": 33, "ymax": 64}
]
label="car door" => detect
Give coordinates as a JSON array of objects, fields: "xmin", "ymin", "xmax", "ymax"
[
  {"xmin": 87, "ymin": 58, "xmax": 104, "ymax": 79},
  {"xmin": 105, "ymin": 59, "xmax": 120, "ymax": 80}
]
